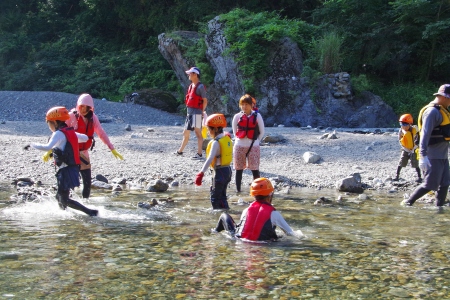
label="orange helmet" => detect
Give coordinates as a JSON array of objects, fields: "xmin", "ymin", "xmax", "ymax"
[
  {"xmin": 206, "ymin": 113, "xmax": 227, "ymax": 128},
  {"xmin": 250, "ymin": 178, "xmax": 274, "ymax": 196},
  {"xmin": 399, "ymin": 114, "xmax": 413, "ymax": 124},
  {"xmin": 46, "ymin": 106, "xmax": 70, "ymax": 122}
]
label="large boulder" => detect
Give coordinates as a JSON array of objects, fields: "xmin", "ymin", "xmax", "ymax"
[
  {"xmin": 158, "ymin": 31, "xmax": 200, "ymax": 91},
  {"xmin": 135, "ymin": 89, "xmax": 179, "ymax": 113},
  {"xmin": 158, "ymin": 16, "xmax": 398, "ymax": 128}
]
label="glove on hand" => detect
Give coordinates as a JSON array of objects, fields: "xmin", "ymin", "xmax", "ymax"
[
  {"xmin": 195, "ymin": 172, "xmax": 204, "ymax": 186},
  {"xmin": 42, "ymin": 150, "xmax": 52, "ymax": 162},
  {"xmin": 419, "ymin": 156, "xmax": 431, "ymax": 172},
  {"xmin": 111, "ymin": 149, "xmax": 124, "ymax": 160}
]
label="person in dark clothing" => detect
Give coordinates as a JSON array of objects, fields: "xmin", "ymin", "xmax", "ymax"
[
  {"xmin": 402, "ymin": 84, "xmax": 450, "ymax": 207},
  {"xmin": 30, "ymin": 106, "xmax": 98, "ymax": 216},
  {"xmin": 195, "ymin": 114, "xmax": 232, "ymax": 209}
]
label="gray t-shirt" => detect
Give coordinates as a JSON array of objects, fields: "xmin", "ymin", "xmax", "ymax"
[
  {"xmin": 420, "ymin": 104, "xmax": 449, "ymax": 159},
  {"xmin": 186, "ymin": 83, "xmax": 206, "ymax": 115}
]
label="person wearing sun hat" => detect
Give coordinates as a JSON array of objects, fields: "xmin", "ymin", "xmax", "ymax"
[
  {"xmin": 402, "ymin": 84, "xmax": 450, "ymax": 207},
  {"xmin": 176, "ymin": 67, "xmax": 208, "ymax": 159}
]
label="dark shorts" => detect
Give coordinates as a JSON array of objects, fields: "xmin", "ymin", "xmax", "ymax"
[
  {"xmin": 56, "ymin": 165, "xmax": 80, "ymax": 191},
  {"xmin": 422, "ymin": 158, "xmax": 450, "ymax": 190},
  {"xmin": 398, "ymin": 150, "xmax": 418, "ymax": 168}
]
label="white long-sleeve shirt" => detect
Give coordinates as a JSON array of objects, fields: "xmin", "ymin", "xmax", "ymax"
[
  {"xmin": 239, "ymin": 206, "xmax": 295, "ymax": 236},
  {"xmin": 31, "ymin": 130, "xmax": 88, "ymax": 168},
  {"xmin": 31, "ymin": 131, "xmax": 88, "ymax": 152}
]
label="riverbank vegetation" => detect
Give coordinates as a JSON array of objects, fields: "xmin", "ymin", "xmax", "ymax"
[{"xmin": 0, "ymin": 0, "xmax": 448, "ymax": 117}]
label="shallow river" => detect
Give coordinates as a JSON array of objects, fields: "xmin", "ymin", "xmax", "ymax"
[{"xmin": 1, "ymin": 183, "xmax": 450, "ymax": 299}]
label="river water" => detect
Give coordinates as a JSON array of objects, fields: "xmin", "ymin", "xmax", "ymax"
[{"xmin": 1, "ymin": 183, "xmax": 450, "ymax": 299}]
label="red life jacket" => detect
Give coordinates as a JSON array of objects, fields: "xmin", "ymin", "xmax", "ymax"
[
  {"xmin": 239, "ymin": 201, "xmax": 277, "ymax": 241},
  {"xmin": 185, "ymin": 83, "xmax": 204, "ymax": 109},
  {"xmin": 236, "ymin": 112, "xmax": 259, "ymax": 140},
  {"xmin": 58, "ymin": 127, "xmax": 81, "ymax": 165},
  {"xmin": 73, "ymin": 110, "xmax": 95, "ymax": 151}
]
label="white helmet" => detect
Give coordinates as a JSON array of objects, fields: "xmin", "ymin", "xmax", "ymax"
[{"xmin": 77, "ymin": 93, "xmax": 94, "ymax": 111}]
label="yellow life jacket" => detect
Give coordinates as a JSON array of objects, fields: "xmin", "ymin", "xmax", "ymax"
[
  {"xmin": 418, "ymin": 103, "xmax": 450, "ymax": 145},
  {"xmin": 206, "ymin": 135, "xmax": 233, "ymax": 169},
  {"xmin": 399, "ymin": 126, "xmax": 418, "ymax": 151}
]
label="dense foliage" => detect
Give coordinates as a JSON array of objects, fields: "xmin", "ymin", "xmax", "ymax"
[{"xmin": 0, "ymin": 0, "xmax": 449, "ymax": 115}]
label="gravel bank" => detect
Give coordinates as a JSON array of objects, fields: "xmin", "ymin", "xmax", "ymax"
[{"xmin": 0, "ymin": 91, "xmax": 415, "ymax": 196}]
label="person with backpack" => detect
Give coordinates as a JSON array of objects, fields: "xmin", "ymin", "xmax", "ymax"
[
  {"xmin": 211, "ymin": 178, "xmax": 304, "ymax": 241},
  {"xmin": 232, "ymin": 94, "xmax": 265, "ymax": 193},
  {"xmin": 195, "ymin": 113, "xmax": 232, "ymax": 209},
  {"xmin": 393, "ymin": 114, "xmax": 422, "ymax": 183},
  {"xmin": 29, "ymin": 106, "xmax": 98, "ymax": 216},
  {"xmin": 402, "ymin": 84, "xmax": 450, "ymax": 207},
  {"xmin": 67, "ymin": 93, "xmax": 124, "ymax": 199}
]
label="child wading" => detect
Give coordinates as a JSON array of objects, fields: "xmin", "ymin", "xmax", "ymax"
[
  {"xmin": 195, "ymin": 114, "xmax": 232, "ymax": 209},
  {"xmin": 212, "ymin": 178, "xmax": 304, "ymax": 241},
  {"xmin": 30, "ymin": 107, "xmax": 98, "ymax": 216},
  {"xmin": 394, "ymin": 114, "xmax": 422, "ymax": 183}
]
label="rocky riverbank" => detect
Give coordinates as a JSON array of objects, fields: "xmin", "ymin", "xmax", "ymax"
[{"xmin": 0, "ymin": 91, "xmax": 418, "ymax": 199}]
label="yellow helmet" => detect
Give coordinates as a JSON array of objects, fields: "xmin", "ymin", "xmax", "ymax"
[{"xmin": 250, "ymin": 178, "xmax": 274, "ymax": 196}]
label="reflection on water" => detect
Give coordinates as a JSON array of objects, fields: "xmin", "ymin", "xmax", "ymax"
[{"xmin": 1, "ymin": 183, "xmax": 450, "ymax": 299}]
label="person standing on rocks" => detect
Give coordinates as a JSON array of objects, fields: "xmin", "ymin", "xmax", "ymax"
[
  {"xmin": 402, "ymin": 84, "xmax": 450, "ymax": 207},
  {"xmin": 29, "ymin": 106, "xmax": 98, "ymax": 216},
  {"xmin": 393, "ymin": 114, "xmax": 422, "ymax": 183},
  {"xmin": 211, "ymin": 178, "xmax": 304, "ymax": 241},
  {"xmin": 67, "ymin": 93, "xmax": 124, "ymax": 199},
  {"xmin": 232, "ymin": 94, "xmax": 265, "ymax": 193},
  {"xmin": 176, "ymin": 67, "xmax": 208, "ymax": 160},
  {"xmin": 195, "ymin": 114, "xmax": 232, "ymax": 209}
]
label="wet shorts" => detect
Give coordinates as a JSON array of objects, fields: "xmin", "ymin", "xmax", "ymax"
[
  {"xmin": 184, "ymin": 114, "xmax": 202, "ymax": 131},
  {"xmin": 233, "ymin": 144, "xmax": 260, "ymax": 170}
]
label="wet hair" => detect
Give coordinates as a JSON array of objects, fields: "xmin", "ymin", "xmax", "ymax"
[{"xmin": 239, "ymin": 94, "xmax": 254, "ymax": 106}]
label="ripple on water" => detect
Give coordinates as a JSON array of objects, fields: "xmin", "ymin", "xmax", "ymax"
[{"xmin": 1, "ymin": 184, "xmax": 450, "ymax": 298}]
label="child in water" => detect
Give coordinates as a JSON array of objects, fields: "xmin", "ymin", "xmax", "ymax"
[
  {"xmin": 195, "ymin": 114, "xmax": 233, "ymax": 209},
  {"xmin": 212, "ymin": 177, "xmax": 304, "ymax": 241},
  {"xmin": 394, "ymin": 114, "xmax": 422, "ymax": 183},
  {"xmin": 29, "ymin": 106, "xmax": 98, "ymax": 216}
]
